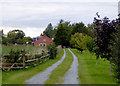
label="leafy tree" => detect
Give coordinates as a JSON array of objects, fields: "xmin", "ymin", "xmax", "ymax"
[
  {"xmin": 111, "ymin": 17, "xmax": 120, "ymax": 83},
  {"xmin": 71, "ymin": 22, "xmax": 87, "ymax": 35},
  {"xmin": 23, "ymin": 37, "xmax": 33, "ymax": 44},
  {"xmin": 16, "ymin": 39, "xmax": 23, "ymax": 44},
  {"xmin": 93, "ymin": 13, "xmax": 117, "ymax": 76},
  {"xmin": 54, "ymin": 20, "xmax": 71, "ymax": 47},
  {"xmin": 43, "ymin": 23, "xmax": 53, "ymax": 38},
  {"xmin": 2, "ymin": 37, "xmax": 8, "ymax": 45},
  {"xmin": 86, "ymin": 23, "xmax": 96, "ymax": 38},
  {"xmin": 70, "ymin": 33, "xmax": 88, "ymax": 53},
  {"xmin": 85, "ymin": 36, "xmax": 95, "ymax": 58},
  {"xmin": 7, "ymin": 30, "xmax": 25, "ymax": 44}
]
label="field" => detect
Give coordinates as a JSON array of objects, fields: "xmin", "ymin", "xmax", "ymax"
[
  {"xmin": 2, "ymin": 48, "xmax": 64, "ymax": 84},
  {"xmin": 71, "ymin": 49, "xmax": 116, "ymax": 84},
  {"xmin": 2, "ymin": 46, "xmax": 47, "ymax": 55}
]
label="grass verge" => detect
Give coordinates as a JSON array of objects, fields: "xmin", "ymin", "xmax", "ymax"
[
  {"xmin": 45, "ymin": 49, "xmax": 73, "ymax": 84},
  {"xmin": 2, "ymin": 49, "xmax": 64, "ymax": 84},
  {"xmin": 0, "ymin": 71, "xmax": 2, "ymax": 85},
  {"xmin": 71, "ymin": 49, "xmax": 116, "ymax": 84}
]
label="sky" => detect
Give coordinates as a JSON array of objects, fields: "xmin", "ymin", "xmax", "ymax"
[{"xmin": 0, "ymin": 0, "xmax": 119, "ymax": 37}]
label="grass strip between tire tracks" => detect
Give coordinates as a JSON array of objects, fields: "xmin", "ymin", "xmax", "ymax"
[
  {"xmin": 45, "ymin": 48, "xmax": 73, "ymax": 84},
  {"xmin": 2, "ymin": 49, "xmax": 64, "ymax": 84}
]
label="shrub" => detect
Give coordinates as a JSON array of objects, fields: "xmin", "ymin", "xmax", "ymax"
[
  {"xmin": 47, "ymin": 43, "xmax": 57, "ymax": 59},
  {"xmin": 4, "ymin": 49, "xmax": 21, "ymax": 63},
  {"xmin": 35, "ymin": 54, "xmax": 43, "ymax": 58}
]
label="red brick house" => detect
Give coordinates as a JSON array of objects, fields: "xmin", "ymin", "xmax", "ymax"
[{"xmin": 34, "ymin": 35, "xmax": 53, "ymax": 46}]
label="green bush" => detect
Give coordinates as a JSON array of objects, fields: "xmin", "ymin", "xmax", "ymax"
[
  {"xmin": 3, "ymin": 49, "xmax": 27, "ymax": 63},
  {"xmin": 35, "ymin": 54, "xmax": 43, "ymax": 58},
  {"xmin": 47, "ymin": 43, "xmax": 57, "ymax": 59},
  {"xmin": 3, "ymin": 49, "xmax": 21, "ymax": 63}
]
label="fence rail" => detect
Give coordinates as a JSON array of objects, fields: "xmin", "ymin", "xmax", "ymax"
[{"xmin": 1, "ymin": 54, "xmax": 50, "ymax": 71}]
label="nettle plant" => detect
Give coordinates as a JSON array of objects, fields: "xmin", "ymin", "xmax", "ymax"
[{"xmin": 94, "ymin": 13, "xmax": 120, "ymax": 83}]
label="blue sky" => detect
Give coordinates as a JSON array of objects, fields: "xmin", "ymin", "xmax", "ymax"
[{"xmin": 0, "ymin": 0, "xmax": 119, "ymax": 37}]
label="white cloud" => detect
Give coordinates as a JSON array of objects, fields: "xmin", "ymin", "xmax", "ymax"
[{"xmin": 1, "ymin": 27, "xmax": 45, "ymax": 37}]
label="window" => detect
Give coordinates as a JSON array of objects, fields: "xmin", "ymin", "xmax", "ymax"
[
  {"xmin": 40, "ymin": 43, "xmax": 42, "ymax": 46},
  {"xmin": 44, "ymin": 39, "xmax": 46, "ymax": 41},
  {"xmin": 43, "ymin": 43, "xmax": 46, "ymax": 47}
]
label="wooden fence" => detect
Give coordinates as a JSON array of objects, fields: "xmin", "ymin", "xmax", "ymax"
[{"xmin": 1, "ymin": 54, "xmax": 50, "ymax": 71}]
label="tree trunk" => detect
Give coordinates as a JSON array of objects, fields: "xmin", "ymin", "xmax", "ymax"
[
  {"xmin": 90, "ymin": 53, "xmax": 92, "ymax": 59},
  {"xmin": 23, "ymin": 56, "xmax": 26, "ymax": 68},
  {"xmin": 96, "ymin": 59, "xmax": 97, "ymax": 65},
  {"xmin": 110, "ymin": 61, "xmax": 112, "ymax": 76}
]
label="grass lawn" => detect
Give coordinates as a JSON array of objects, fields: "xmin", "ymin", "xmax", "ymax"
[
  {"xmin": 71, "ymin": 49, "xmax": 116, "ymax": 84},
  {"xmin": 45, "ymin": 48, "xmax": 73, "ymax": 84},
  {"xmin": 2, "ymin": 46, "xmax": 47, "ymax": 55},
  {"xmin": 0, "ymin": 71, "xmax": 2, "ymax": 85},
  {"xmin": 2, "ymin": 49, "xmax": 64, "ymax": 84}
]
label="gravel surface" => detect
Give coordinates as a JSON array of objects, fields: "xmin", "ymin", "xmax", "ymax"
[
  {"xmin": 62, "ymin": 48, "xmax": 79, "ymax": 84},
  {"xmin": 26, "ymin": 49, "xmax": 66, "ymax": 84}
]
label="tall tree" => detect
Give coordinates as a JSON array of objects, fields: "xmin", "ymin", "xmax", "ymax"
[
  {"xmin": 93, "ymin": 13, "xmax": 117, "ymax": 76},
  {"xmin": 71, "ymin": 22, "xmax": 87, "ymax": 35},
  {"xmin": 54, "ymin": 20, "xmax": 71, "ymax": 47},
  {"xmin": 111, "ymin": 17, "xmax": 120, "ymax": 83},
  {"xmin": 43, "ymin": 23, "xmax": 53, "ymax": 38}
]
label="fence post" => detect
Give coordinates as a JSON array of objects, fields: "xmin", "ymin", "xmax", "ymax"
[{"xmin": 23, "ymin": 56, "xmax": 26, "ymax": 68}]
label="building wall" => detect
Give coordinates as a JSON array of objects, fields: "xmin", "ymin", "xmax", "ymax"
[{"xmin": 34, "ymin": 35, "xmax": 53, "ymax": 46}]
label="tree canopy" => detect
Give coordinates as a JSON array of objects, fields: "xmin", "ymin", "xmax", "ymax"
[
  {"xmin": 7, "ymin": 30, "xmax": 25, "ymax": 44},
  {"xmin": 43, "ymin": 23, "xmax": 53, "ymax": 38}
]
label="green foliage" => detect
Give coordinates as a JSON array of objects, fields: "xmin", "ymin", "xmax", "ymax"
[
  {"xmin": 71, "ymin": 22, "xmax": 86, "ymax": 35},
  {"xmin": 2, "ymin": 37, "xmax": 8, "ymax": 45},
  {"xmin": 4, "ymin": 49, "xmax": 21, "ymax": 63},
  {"xmin": 85, "ymin": 36, "xmax": 95, "ymax": 53},
  {"xmin": 7, "ymin": 29, "xmax": 25, "ymax": 44},
  {"xmin": 47, "ymin": 43, "xmax": 57, "ymax": 59},
  {"xmin": 43, "ymin": 23, "xmax": 53, "ymax": 38},
  {"xmin": 70, "ymin": 33, "xmax": 88, "ymax": 50},
  {"xmin": 16, "ymin": 39, "xmax": 23, "ymax": 44},
  {"xmin": 86, "ymin": 23, "xmax": 96, "ymax": 38},
  {"xmin": 111, "ymin": 24, "xmax": 120, "ymax": 83},
  {"xmin": 22, "ymin": 37, "xmax": 33, "ymax": 44},
  {"xmin": 54, "ymin": 20, "xmax": 71, "ymax": 47}
]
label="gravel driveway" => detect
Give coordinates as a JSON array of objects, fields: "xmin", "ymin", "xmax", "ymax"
[
  {"xmin": 26, "ymin": 49, "xmax": 66, "ymax": 84},
  {"xmin": 62, "ymin": 48, "xmax": 79, "ymax": 84}
]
